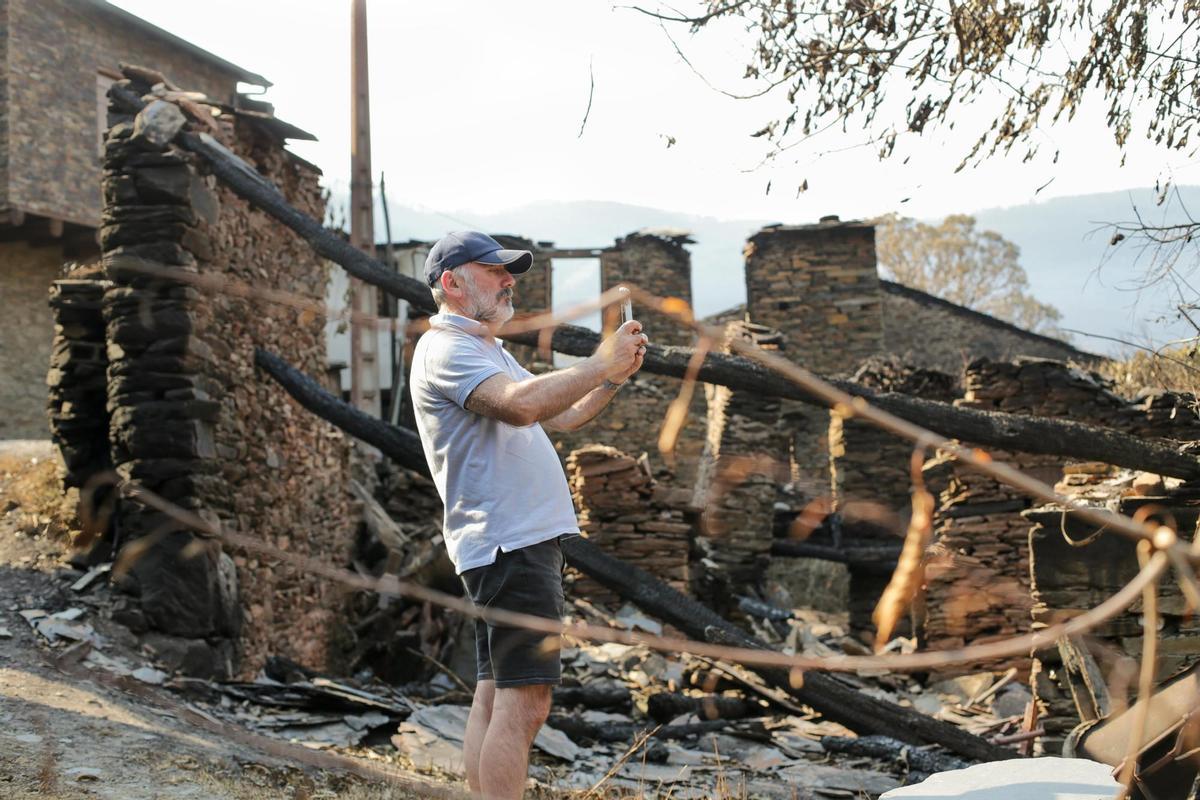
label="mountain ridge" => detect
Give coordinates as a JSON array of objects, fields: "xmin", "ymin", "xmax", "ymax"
[{"xmin": 360, "ymin": 187, "xmax": 1200, "ymax": 353}]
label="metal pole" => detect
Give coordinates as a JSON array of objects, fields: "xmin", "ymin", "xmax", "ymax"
[{"xmin": 349, "ymin": 0, "xmax": 380, "ymax": 415}]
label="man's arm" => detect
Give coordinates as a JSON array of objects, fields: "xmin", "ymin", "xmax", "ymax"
[
  {"xmin": 466, "ymin": 321, "xmax": 645, "ymax": 427},
  {"xmin": 540, "ymin": 381, "xmax": 621, "ymax": 432}
]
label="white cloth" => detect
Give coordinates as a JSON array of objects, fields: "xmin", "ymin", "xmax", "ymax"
[
  {"xmin": 409, "ymin": 313, "xmax": 579, "ymax": 573},
  {"xmin": 880, "ymin": 757, "xmax": 1120, "ymax": 799}
]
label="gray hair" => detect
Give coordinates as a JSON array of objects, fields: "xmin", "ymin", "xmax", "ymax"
[
  {"xmin": 429, "ymin": 265, "xmax": 460, "ymax": 309},
  {"xmin": 430, "ymin": 281, "xmax": 448, "ymax": 308}
]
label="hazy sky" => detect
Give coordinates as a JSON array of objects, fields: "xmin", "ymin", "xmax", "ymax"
[{"xmin": 109, "ymin": 0, "xmax": 1200, "ymax": 229}]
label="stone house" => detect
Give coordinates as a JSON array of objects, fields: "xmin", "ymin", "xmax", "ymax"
[{"xmin": 0, "ymin": 0, "xmax": 269, "ymax": 438}]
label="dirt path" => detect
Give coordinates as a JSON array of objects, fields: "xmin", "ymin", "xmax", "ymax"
[{"xmin": 0, "ymin": 443, "xmax": 442, "ymax": 800}]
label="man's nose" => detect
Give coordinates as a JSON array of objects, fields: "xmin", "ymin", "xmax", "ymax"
[{"xmin": 500, "ymin": 271, "xmax": 515, "ymax": 288}]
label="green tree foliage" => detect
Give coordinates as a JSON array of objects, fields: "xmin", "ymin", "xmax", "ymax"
[{"xmin": 875, "ymin": 213, "xmax": 1063, "ymax": 334}]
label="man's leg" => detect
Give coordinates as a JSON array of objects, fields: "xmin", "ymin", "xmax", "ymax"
[
  {"xmin": 477, "ymin": 684, "xmax": 552, "ymax": 800},
  {"xmin": 463, "ymin": 679, "xmax": 495, "ymax": 795}
]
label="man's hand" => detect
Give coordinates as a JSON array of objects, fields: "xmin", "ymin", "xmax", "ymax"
[{"xmin": 593, "ymin": 320, "xmax": 648, "ymax": 384}]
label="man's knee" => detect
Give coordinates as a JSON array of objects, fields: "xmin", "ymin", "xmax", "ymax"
[
  {"xmin": 469, "ymin": 679, "xmax": 496, "ymax": 727},
  {"xmin": 525, "ymin": 684, "xmax": 552, "ymax": 725},
  {"xmin": 495, "ymin": 684, "xmax": 552, "ymax": 735},
  {"xmin": 473, "ymin": 679, "xmax": 496, "ymax": 710}
]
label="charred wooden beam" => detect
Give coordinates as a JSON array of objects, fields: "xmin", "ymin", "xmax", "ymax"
[
  {"xmin": 546, "ymin": 714, "xmax": 767, "ymax": 745},
  {"xmin": 553, "ymin": 682, "xmax": 632, "ymax": 711},
  {"xmin": 253, "ymin": 348, "xmax": 430, "ymax": 479},
  {"xmin": 769, "ymin": 540, "xmax": 902, "ymax": 567},
  {"xmin": 820, "ymin": 735, "xmax": 970, "ymax": 777},
  {"xmin": 109, "ymin": 77, "xmax": 1200, "ymax": 478},
  {"xmin": 646, "ymin": 691, "xmax": 766, "ymax": 723}
]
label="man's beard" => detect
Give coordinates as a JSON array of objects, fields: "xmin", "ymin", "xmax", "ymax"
[{"xmin": 462, "ymin": 273, "xmax": 514, "ymax": 324}]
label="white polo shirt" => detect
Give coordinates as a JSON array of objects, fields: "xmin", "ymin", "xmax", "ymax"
[{"xmin": 409, "ymin": 313, "xmax": 580, "ymax": 573}]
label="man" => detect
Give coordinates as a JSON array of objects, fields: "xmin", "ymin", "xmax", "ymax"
[{"xmin": 409, "ymin": 231, "xmax": 647, "ymax": 799}]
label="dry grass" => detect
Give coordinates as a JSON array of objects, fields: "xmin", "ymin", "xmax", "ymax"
[
  {"xmin": 0, "ymin": 450, "xmax": 75, "ymax": 541},
  {"xmin": 1094, "ymin": 344, "xmax": 1200, "ymax": 398}
]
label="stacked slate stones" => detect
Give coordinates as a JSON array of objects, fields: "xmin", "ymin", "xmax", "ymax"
[
  {"xmin": 918, "ymin": 359, "xmax": 1130, "ymax": 672},
  {"xmin": 828, "ymin": 358, "xmax": 959, "ymax": 634},
  {"xmin": 921, "ymin": 357, "xmax": 1200, "ymax": 690},
  {"xmin": 100, "ymin": 70, "xmax": 240, "ymax": 677},
  {"xmin": 47, "ymin": 279, "xmax": 111, "ymax": 487},
  {"xmin": 691, "ymin": 321, "xmax": 789, "ymax": 612},
  {"xmin": 47, "ymin": 278, "xmax": 115, "ymax": 563},
  {"xmin": 566, "ymin": 444, "xmax": 693, "ymax": 604}
]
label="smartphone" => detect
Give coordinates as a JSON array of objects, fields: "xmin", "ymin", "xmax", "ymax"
[{"xmin": 619, "ymin": 286, "xmax": 633, "ymax": 325}]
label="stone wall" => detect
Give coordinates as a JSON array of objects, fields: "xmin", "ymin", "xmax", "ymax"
[
  {"xmin": 599, "ymin": 231, "xmax": 694, "ymax": 346},
  {"xmin": 880, "ymin": 283, "xmax": 1091, "ymax": 373},
  {"xmin": 4, "ymin": 0, "xmax": 243, "ymax": 225},
  {"xmin": 921, "ymin": 358, "xmax": 1200, "ymax": 676},
  {"xmin": 691, "ymin": 322, "xmax": 790, "ymax": 610},
  {"xmin": 920, "ymin": 452, "xmax": 1046, "ymax": 663},
  {"xmin": 0, "ymin": 241, "xmax": 64, "ymax": 437},
  {"xmin": 566, "ymin": 445, "xmax": 692, "ymax": 604},
  {"xmin": 99, "ymin": 70, "xmax": 353, "ymax": 678},
  {"xmin": 829, "ymin": 359, "xmax": 959, "ymax": 632},
  {"xmin": 744, "ymin": 220, "xmax": 882, "ymax": 377},
  {"xmin": 46, "ymin": 278, "xmax": 110, "ymax": 481},
  {"xmin": 920, "ymin": 360, "xmax": 1126, "ymax": 661}
]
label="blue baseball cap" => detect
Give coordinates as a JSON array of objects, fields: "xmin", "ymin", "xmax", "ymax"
[{"xmin": 424, "ymin": 231, "xmax": 533, "ymax": 287}]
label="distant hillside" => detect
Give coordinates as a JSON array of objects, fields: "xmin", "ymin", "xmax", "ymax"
[
  {"xmin": 360, "ymin": 188, "xmax": 1200, "ymax": 353},
  {"xmin": 972, "ymin": 187, "xmax": 1200, "ymax": 353}
]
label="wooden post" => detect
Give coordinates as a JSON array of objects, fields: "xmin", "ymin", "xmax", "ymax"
[{"xmin": 349, "ymin": 0, "xmax": 380, "ymax": 416}]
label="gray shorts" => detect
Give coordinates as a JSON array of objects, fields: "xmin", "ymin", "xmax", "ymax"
[{"xmin": 459, "ymin": 536, "xmax": 569, "ymax": 688}]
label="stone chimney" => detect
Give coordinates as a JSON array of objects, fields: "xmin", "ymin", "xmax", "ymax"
[
  {"xmin": 599, "ymin": 230, "xmax": 694, "ymax": 348},
  {"xmin": 743, "ymin": 219, "xmax": 882, "ymax": 376}
]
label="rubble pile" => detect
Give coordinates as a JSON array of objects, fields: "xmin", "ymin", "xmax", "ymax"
[
  {"xmin": 567, "ymin": 445, "xmax": 693, "ymax": 600},
  {"xmin": 364, "ymin": 604, "xmax": 1032, "ymax": 796},
  {"xmin": 8, "ymin": 457, "xmax": 1039, "ymax": 800}
]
